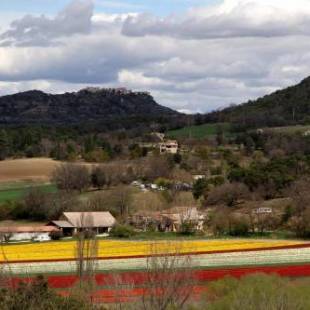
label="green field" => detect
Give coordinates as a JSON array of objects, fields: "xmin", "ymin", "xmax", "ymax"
[
  {"xmin": 167, "ymin": 123, "xmax": 231, "ymax": 139},
  {"xmin": 264, "ymin": 125, "xmax": 310, "ymax": 135},
  {"xmin": 0, "ymin": 182, "xmax": 57, "ymax": 203}
]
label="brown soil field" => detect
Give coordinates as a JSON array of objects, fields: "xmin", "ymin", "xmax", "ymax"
[
  {"xmin": 0, "ymin": 158, "xmax": 61, "ymax": 182},
  {"xmin": 0, "ymin": 157, "xmax": 133, "ymax": 183}
]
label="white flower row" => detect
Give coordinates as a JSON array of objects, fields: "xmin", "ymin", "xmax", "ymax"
[{"xmin": 3, "ymin": 247, "xmax": 310, "ymax": 275}]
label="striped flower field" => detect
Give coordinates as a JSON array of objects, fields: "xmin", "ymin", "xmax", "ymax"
[
  {"xmin": 2, "ymin": 239, "xmax": 310, "ymax": 303},
  {"xmin": 0, "ymin": 239, "xmax": 306, "ymax": 262},
  {"xmin": 2, "ymin": 243, "xmax": 310, "ymax": 274}
]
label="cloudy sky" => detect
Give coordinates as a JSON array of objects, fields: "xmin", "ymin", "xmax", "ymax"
[{"xmin": 0, "ymin": 0, "xmax": 310, "ymax": 113}]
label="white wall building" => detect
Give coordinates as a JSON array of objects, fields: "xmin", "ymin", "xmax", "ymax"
[{"xmin": 0, "ymin": 226, "xmax": 59, "ymax": 242}]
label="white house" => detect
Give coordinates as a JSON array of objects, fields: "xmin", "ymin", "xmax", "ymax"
[
  {"xmin": 159, "ymin": 140, "xmax": 179, "ymax": 154},
  {"xmin": 0, "ymin": 226, "xmax": 59, "ymax": 242},
  {"xmin": 253, "ymin": 207, "xmax": 273, "ymax": 214}
]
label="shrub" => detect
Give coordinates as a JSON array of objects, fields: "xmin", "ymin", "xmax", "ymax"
[
  {"xmin": 49, "ymin": 231, "xmax": 64, "ymax": 240},
  {"xmin": 110, "ymin": 224, "xmax": 135, "ymax": 238},
  {"xmin": 229, "ymin": 218, "xmax": 249, "ymax": 236},
  {"xmin": 179, "ymin": 221, "xmax": 197, "ymax": 235},
  {"xmin": 210, "ymin": 166, "xmax": 222, "ymax": 175},
  {"xmin": 155, "ymin": 177, "xmax": 172, "ymax": 189},
  {"xmin": 192, "ymin": 178, "xmax": 208, "ymax": 200}
]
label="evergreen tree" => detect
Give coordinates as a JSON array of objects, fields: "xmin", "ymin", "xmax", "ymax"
[{"xmin": 0, "ymin": 129, "xmax": 9, "ymax": 160}]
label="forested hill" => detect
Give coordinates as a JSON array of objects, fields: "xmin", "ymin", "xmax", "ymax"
[
  {"xmin": 204, "ymin": 76, "xmax": 310, "ymax": 129},
  {"xmin": 0, "ymin": 87, "xmax": 183, "ymax": 130}
]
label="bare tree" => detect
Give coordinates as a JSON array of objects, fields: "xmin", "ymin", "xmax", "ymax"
[
  {"xmin": 285, "ymin": 178, "xmax": 310, "ymax": 237},
  {"xmin": 99, "ymin": 185, "xmax": 133, "ymax": 218},
  {"xmin": 91, "ymin": 165, "xmax": 106, "ymax": 190},
  {"xmin": 52, "ymin": 163, "xmax": 90, "ymax": 193},
  {"xmin": 131, "ymin": 191, "xmax": 167, "ymax": 213},
  {"xmin": 106, "ymin": 272, "xmax": 136, "ymax": 310},
  {"xmin": 75, "ymin": 213, "xmax": 98, "ymax": 294},
  {"xmin": 140, "ymin": 242, "xmax": 195, "ymax": 310},
  {"xmin": 0, "ymin": 228, "xmax": 13, "ymax": 244},
  {"xmin": 0, "ymin": 231, "xmax": 14, "ymax": 290},
  {"xmin": 143, "ymin": 155, "xmax": 173, "ymax": 180},
  {"xmin": 206, "ymin": 182, "xmax": 250, "ymax": 207}
]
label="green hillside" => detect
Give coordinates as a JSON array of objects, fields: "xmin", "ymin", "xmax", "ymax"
[{"xmin": 205, "ymin": 76, "xmax": 310, "ymax": 129}]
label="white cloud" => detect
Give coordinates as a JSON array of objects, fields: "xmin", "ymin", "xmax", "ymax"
[
  {"xmin": 122, "ymin": 0, "xmax": 310, "ymax": 39},
  {"xmin": 1, "ymin": 0, "xmax": 310, "ymax": 113},
  {"xmin": 95, "ymin": 0, "xmax": 143, "ymax": 10},
  {"xmin": 0, "ymin": 0, "xmax": 94, "ymax": 46}
]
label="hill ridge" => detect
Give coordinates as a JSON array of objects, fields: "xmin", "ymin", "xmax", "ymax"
[
  {"xmin": 0, "ymin": 87, "xmax": 182, "ymax": 130},
  {"xmin": 205, "ymin": 76, "xmax": 310, "ymax": 128}
]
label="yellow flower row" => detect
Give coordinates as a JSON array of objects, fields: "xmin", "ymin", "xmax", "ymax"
[{"xmin": 0, "ymin": 239, "xmax": 304, "ymax": 262}]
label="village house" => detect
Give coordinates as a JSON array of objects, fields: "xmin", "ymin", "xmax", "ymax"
[
  {"xmin": 49, "ymin": 212, "xmax": 116, "ymax": 236},
  {"xmin": 0, "ymin": 226, "xmax": 59, "ymax": 242},
  {"xmin": 160, "ymin": 207, "xmax": 205, "ymax": 232},
  {"xmin": 159, "ymin": 140, "xmax": 179, "ymax": 154},
  {"xmin": 130, "ymin": 207, "xmax": 205, "ymax": 233},
  {"xmin": 129, "ymin": 211, "xmax": 162, "ymax": 232},
  {"xmin": 253, "ymin": 207, "xmax": 273, "ymax": 214}
]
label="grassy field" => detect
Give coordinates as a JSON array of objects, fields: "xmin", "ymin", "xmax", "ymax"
[
  {"xmin": 0, "ymin": 181, "xmax": 57, "ymax": 203},
  {"xmin": 0, "ymin": 157, "xmax": 99, "ymax": 203},
  {"xmin": 167, "ymin": 123, "xmax": 231, "ymax": 139}
]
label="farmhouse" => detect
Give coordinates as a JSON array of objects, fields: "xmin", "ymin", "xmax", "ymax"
[
  {"xmin": 0, "ymin": 226, "xmax": 59, "ymax": 242},
  {"xmin": 49, "ymin": 212, "xmax": 116, "ymax": 236}
]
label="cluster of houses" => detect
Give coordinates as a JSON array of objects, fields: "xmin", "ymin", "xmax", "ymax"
[
  {"xmin": 131, "ymin": 180, "xmax": 192, "ymax": 192},
  {"xmin": 140, "ymin": 132, "xmax": 179, "ymax": 155},
  {"xmin": 0, "ymin": 204, "xmax": 279, "ymax": 243},
  {"xmin": 0, "ymin": 207, "xmax": 204, "ymax": 243},
  {"xmin": 81, "ymin": 87, "xmax": 150, "ymax": 96},
  {"xmin": 131, "ymin": 180, "xmax": 166, "ymax": 192},
  {"xmin": 129, "ymin": 207, "xmax": 205, "ymax": 233}
]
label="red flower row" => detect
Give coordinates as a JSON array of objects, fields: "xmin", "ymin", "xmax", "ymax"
[
  {"xmin": 58, "ymin": 285, "xmax": 207, "ymax": 304},
  {"xmin": 8, "ymin": 263, "xmax": 310, "ymax": 289}
]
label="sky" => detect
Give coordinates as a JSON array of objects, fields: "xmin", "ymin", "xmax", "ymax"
[{"xmin": 0, "ymin": 0, "xmax": 310, "ymax": 113}]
